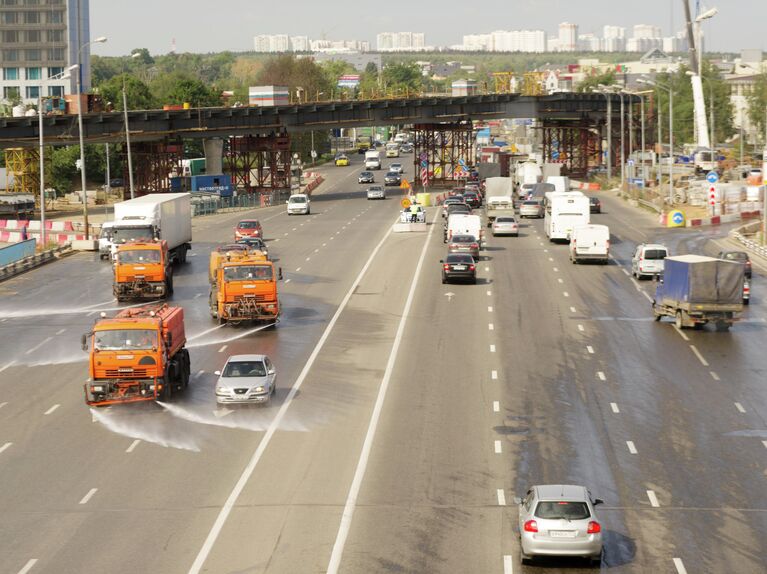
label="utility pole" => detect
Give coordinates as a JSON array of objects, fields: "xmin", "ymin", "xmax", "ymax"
[{"xmin": 682, "ymin": 0, "xmax": 698, "ymax": 71}]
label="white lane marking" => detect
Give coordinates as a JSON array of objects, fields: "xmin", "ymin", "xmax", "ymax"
[
  {"xmin": 563, "ymin": 292, "xmax": 569, "ymax": 297},
  {"xmin": 55, "ymin": 328, "xmax": 66, "ymax": 335},
  {"xmin": 503, "ymin": 555, "xmax": 513, "ymax": 574},
  {"xmin": 485, "ymin": 266, "xmax": 490, "ymax": 272},
  {"xmin": 570, "ymin": 306, "xmax": 576, "ymax": 313},
  {"xmin": 553, "ymin": 267, "xmax": 559, "ymax": 272},
  {"xmin": 0, "ymin": 442, "xmax": 12, "ymax": 454},
  {"xmin": 647, "ymin": 490, "xmax": 660, "ymax": 507},
  {"xmin": 325, "ymin": 213, "xmax": 436, "ymax": 574},
  {"xmin": 285, "ymin": 279, "xmax": 291, "ymax": 284},
  {"xmin": 539, "ymin": 242, "xmax": 543, "ymax": 246},
  {"xmin": 486, "ymin": 290, "xmax": 492, "ymax": 296},
  {"xmin": 597, "ymin": 371, "xmax": 606, "ymax": 381},
  {"xmin": 494, "ymin": 440, "xmax": 502, "ymax": 454},
  {"xmin": 17, "ymin": 559, "xmax": 38, "ymax": 574},
  {"xmin": 710, "ymin": 371, "xmax": 720, "ymax": 381},
  {"xmin": 296, "ymin": 267, "xmax": 302, "ymax": 272},
  {"xmin": 491, "ymin": 370, "xmax": 498, "ymax": 380},
  {"xmin": 626, "ymin": 441, "xmax": 638, "ymax": 454},
  {"xmin": 0, "ymin": 361, "xmax": 15, "ymax": 373},
  {"xmin": 292, "ymin": 227, "xmax": 297, "ymax": 231},
  {"xmin": 273, "ymin": 238, "xmax": 280, "ymax": 243},
  {"xmin": 195, "ymin": 370, "xmax": 205, "ymax": 379},
  {"xmin": 578, "ymin": 324, "xmax": 585, "ymax": 332},
  {"xmin": 493, "ymin": 401, "xmax": 500, "ymax": 412},
  {"xmin": 126, "ymin": 439, "xmax": 141, "ymax": 453},
  {"xmin": 557, "ymin": 278, "xmax": 564, "ymax": 284},
  {"xmin": 543, "ymin": 249, "xmax": 548, "ymax": 253},
  {"xmin": 497, "ymin": 489, "xmax": 507, "ymax": 506},
  {"xmin": 622, "ymin": 268, "xmax": 630, "ymax": 276},
  {"xmin": 689, "ymin": 345, "xmax": 709, "ymax": 366},
  {"xmin": 79, "ymin": 488, "xmax": 98, "ymax": 505},
  {"xmin": 194, "ymin": 293, "xmax": 202, "ymax": 299},
  {"xmin": 25, "ymin": 336, "xmax": 52, "ymax": 355},
  {"xmin": 43, "ymin": 404, "xmax": 60, "ymax": 415},
  {"xmin": 548, "ymin": 257, "xmax": 554, "ymax": 262},
  {"xmin": 0, "ymin": 402, "xmax": 7, "ymax": 409},
  {"xmin": 488, "ymin": 306, "xmax": 493, "ymax": 312},
  {"xmin": 673, "ymin": 558, "xmax": 688, "ymax": 574},
  {"xmin": 734, "ymin": 402, "xmax": 746, "ymax": 414},
  {"xmin": 610, "ymin": 402, "xmax": 620, "ymax": 413},
  {"xmin": 490, "ymin": 344, "xmax": 496, "ymax": 353},
  {"xmin": 586, "ymin": 346, "xmax": 595, "ymax": 354},
  {"xmin": 673, "ymin": 326, "xmax": 689, "ymax": 341},
  {"xmin": 630, "ymin": 277, "xmax": 642, "ymax": 290},
  {"xmin": 330, "ymin": 236, "xmax": 335, "ymax": 240},
  {"xmin": 641, "ymin": 291, "xmax": 653, "ymax": 302},
  {"xmin": 306, "ymin": 257, "xmax": 311, "ymax": 261},
  {"xmin": 488, "ymin": 323, "xmax": 494, "ymax": 331},
  {"xmin": 762, "ymin": 440, "xmax": 767, "ymax": 449},
  {"xmin": 314, "ymin": 248, "xmax": 319, "ymax": 253},
  {"xmin": 284, "ymin": 232, "xmax": 288, "ymax": 236},
  {"xmin": 323, "ymin": 243, "xmax": 327, "ymax": 247},
  {"xmin": 218, "ymin": 345, "xmax": 227, "ymax": 353}
]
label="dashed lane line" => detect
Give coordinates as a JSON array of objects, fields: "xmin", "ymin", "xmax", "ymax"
[
  {"xmin": 689, "ymin": 345, "xmax": 709, "ymax": 367},
  {"xmin": 55, "ymin": 328, "xmax": 66, "ymax": 335},
  {"xmin": 493, "ymin": 401, "xmax": 500, "ymax": 412},
  {"xmin": 734, "ymin": 402, "xmax": 746, "ymax": 414},
  {"xmin": 497, "ymin": 489, "xmax": 507, "ymax": 506},
  {"xmin": 647, "ymin": 490, "xmax": 660, "ymax": 507},
  {"xmin": 488, "ymin": 306, "xmax": 493, "ymax": 312},
  {"xmin": 626, "ymin": 441, "xmax": 638, "ymax": 454},
  {"xmin": 17, "ymin": 559, "xmax": 38, "ymax": 574},
  {"xmin": 673, "ymin": 558, "xmax": 688, "ymax": 574},
  {"xmin": 586, "ymin": 346, "xmax": 595, "ymax": 354},
  {"xmin": 494, "ymin": 440, "xmax": 502, "ymax": 454},
  {"xmin": 126, "ymin": 440, "xmax": 141, "ymax": 453},
  {"xmin": 557, "ymin": 278, "xmax": 564, "ymax": 284},
  {"xmin": 79, "ymin": 488, "xmax": 98, "ymax": 505},
  {"xmin": 43, "ymin": 404, "xmax": 60, "ymax": 415},
  {"xmin": 491, "ymin": 370, "xmax": 498, "ymax": 380},
  {"xmin": 488, "ymin": 323, "xmax": 494, "ymax": 331},
  {"xmin": 597, "ymin": 372, "xmax": 606, "ymax": 381},
  {"xmin": 490, "ymin": 344, "xmax": 496, "ymax": 353},
  {"xmin": 563, "ymin": 292, "xmax": 570, "ymax": 297},
  {"xmin": 0, "ymin": 442, "xmax": 12, "ymax": 454},
  {"xmin": 710, "ymin": 371, "xmax": 720, "ymax": 381},
  {"xmin": 578, "ymin": 324, "xmax": 585, "ymax": 332},
  {"xmin": 570, "ymin": 306, "xmax": 576, "ymax": 313},
  {"xmin": 218, "ymin": 345, "xmax": 227, "ymax": 353},
  {"xmin": 610, "ymin": 403, "xmax": 620, "ymax": 413},
  {"xmin": 673, "ymin": 327, "xmax": 690, "ymax": 341},
  {"xmin": 25, "ymin": 336, "xmax": 52, "ymax": 355},
  {"xmin": 503, "ymin": 555, "xmax": 513, "ymax": 574},
  {"xmin": 0, "ymin": 402, "xmax": 7, "ymax": 409}
]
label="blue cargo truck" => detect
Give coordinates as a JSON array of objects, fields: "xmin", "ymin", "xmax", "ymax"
[{"xmin": 652, "ymin": 254, "xmax": 744, "ymax": 331}]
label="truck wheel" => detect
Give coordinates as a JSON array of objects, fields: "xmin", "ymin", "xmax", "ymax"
[
  {"xmin": 675, "ymin": 311, "xmax": 684, "ymax": 329},
  {"xmin": 159, "ymin": 376, "xmax": 172, "ymax": 402},
  {"xmin": 715, "ymin": 321, "xmax": 730, "ymax": 332},
  {"xmin": 166, "ymin": 273, "xmax": 174, "ymax": 295}
]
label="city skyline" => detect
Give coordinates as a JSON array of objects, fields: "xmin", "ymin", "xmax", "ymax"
[{"xmin": 91, "ymin": 0, "xmax": 765, "ymax": 56}]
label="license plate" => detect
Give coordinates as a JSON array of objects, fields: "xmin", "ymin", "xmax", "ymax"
[
  {"xmin": 549, "ymin": 530, "xmax": 577, "ymax": 538},
  {"xmin": 453, "ymin": 265, "xmax": 466, "ymax": 270}
]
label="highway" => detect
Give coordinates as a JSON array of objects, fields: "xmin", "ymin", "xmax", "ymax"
[{"xmin": 0, "ymin": 152, "xmax": 765, "ymax": 574}]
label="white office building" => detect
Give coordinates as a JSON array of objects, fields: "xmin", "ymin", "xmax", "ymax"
[
  {"xmin": 558, "ymin": 22, "xmax": 578, "ymax": 52},
  {"xmin": 377, "ymin": 32, "xmax": 427, "ymax": 51},
  {"xmin": 290, "ymin": 36, "xmax": 309, "ymax": 52},
  {"xmin": 602, "ymin": 26, "xmax": 626, "ymax": 52},
  {"xmin": 253, "ymin": 34, "xmax": 290, "ymax": 53},
  {"xmin": 578, "ymin": 34, "xmax": 600, "ymax": 51}
]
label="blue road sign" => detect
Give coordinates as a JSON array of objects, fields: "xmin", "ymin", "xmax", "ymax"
[
  {"xmin": 706, "ymin": 171, "xmax": 719, "ymax": 184},
  {"xmin": 672, "ymin": 212, "xmax": 684, "ymax": 225},
  {"xmin": 419, "ymin": 152, "xmax": 428, "ymax": 162}
]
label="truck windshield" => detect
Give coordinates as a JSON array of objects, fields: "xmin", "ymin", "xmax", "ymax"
[
  {"xmin": 94, "ymin": 329, "xmax": 157, "ymax": 350},
  {"xmin": 118, "ymin": 249, "xmax": 161, "ymax": 263},
  {"xmin": 223, "ymin": 265, "xmax": 273, "ymax": 281},
  {"xmin": 113, "ymin": 227, "xmax": 154, "ymax": 244}
]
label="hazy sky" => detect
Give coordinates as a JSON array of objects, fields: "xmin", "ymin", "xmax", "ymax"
[{"xmin": 92, "ymin": 0, "xmax": 765, "ymax": 56}]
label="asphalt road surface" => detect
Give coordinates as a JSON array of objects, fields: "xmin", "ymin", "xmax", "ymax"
[{"xmin": 0, "ymin": 157, "xmax": 764, "ymax": 574}]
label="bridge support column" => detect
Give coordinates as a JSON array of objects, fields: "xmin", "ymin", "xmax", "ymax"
[
  {"xmin": 541, "ymin": 120, "xmax": 601, "ymax": 180},
  {"xmin": 125, "ymin": 139, "xmax": 184, "ymax": 197},
  {"xmin": 412, "ymin": 122, "xmax": 473, "ymax": 189},
  {"xmin": 203, "ymin": 138, "xmax": 224, "ymax": 176},
  {"xmin": 224, "ymin": 133, "xmax": 292, "ymax": 193}
]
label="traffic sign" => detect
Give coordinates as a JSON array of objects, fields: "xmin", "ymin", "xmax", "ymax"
[
  {"xmin": 401, "ymin": 198, "xmax": 411, "ymax": 209},
  {"xmin": 419, "ymin": 152, "xmax": 428, "ymax": 162},
  {"xmin": 706, "ymin": 171, "xmax": 719, "ymax": 184},
  {"xmin": 672, "ymin": 212, "xmax": 684, "ymax": 225},
  {"xmin": 708, "ymin": 185, "xmax": 717, "ymax": 206}
]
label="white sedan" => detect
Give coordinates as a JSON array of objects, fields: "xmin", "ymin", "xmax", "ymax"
[{"xmin": 215, "ymin": 354, "xmax": 276, "ymax": 405}]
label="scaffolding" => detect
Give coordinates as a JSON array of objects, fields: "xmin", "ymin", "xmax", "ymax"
[
  {"xmin": 541, "ymin": 120, "xmax": 602, "ymax": 180},
  {"xmin": 521, "ymin": 72, "xmax": 546, "ymax": 96},
  {"xmin": 492, "ymin": 72, "xmax": 514, "ymax": 94},
  {"xmin": 413, "ymin": 122, "xmax": 474, "ymax": 188},
  {"xmin": 4, "ymin": 147, "xmax": 39, "ymax": 195},
  {"xmin": 126, "ymin": 140, "xmax": 184, "ymax": 197},
  {"xmin": 224, "ymin": 134, "xmax": 292, "ymax": 193}
]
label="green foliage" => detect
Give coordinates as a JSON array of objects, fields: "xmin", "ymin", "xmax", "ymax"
[
  {"xmin": 747, "ymin": 73, "xmax": 767, "ymax": 145},
  {"xmin": 48, "ymin": 144, "xmax": 122, "ymax": 194},
  {"xmin": 576, "ymin": 70, "xmax": 617, "ymax": 93},
  {"xmin": 381, "ymin": 62, "xmax": 422, "ymax": 92},
  {"xmin": 150, "ymin": 72, "xmax": 220, "ymax": 107},
  {"xmin": 97, "ymin": 74, "xmax": 155, "ymax": 111},
  {"xmin": 256, "ymin": 55, "xmax": 332, "ymax": 100}
]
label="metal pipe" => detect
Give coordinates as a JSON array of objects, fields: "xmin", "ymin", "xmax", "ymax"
[{"xmin": 38, "ymin": 92, "xmax": 45, "ymax": 248}]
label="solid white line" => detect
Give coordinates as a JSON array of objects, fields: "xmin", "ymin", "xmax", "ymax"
[
  {"xmin": 570, "ymin": 306, "xmax": 576, "ymax": 313},
  {"xmin": 493, "ymin": 401, "xmax": 500, "ymax": 412},
  {"xmin": 626, "ymin": 441, "xmax": 638, "ymax": 454},
  {"xmin": 622, "ymin": 268, "xmax": 630, "ymax": 276},
  {"xmin": 490, "ymin": 344, "xmax": 496, "ymax": 353},
  {"xmin": 710, "ymin": 371, "xmax": 720, "ymax": 381},
  {"xmin": 597, "ymin": 371, "xmax": 606, "ymax": 381},
  {"xmin": 734, "ymin": 402, "xmax": 746, "ymax": 414},
  {"xmin": 218, "ymin": 345, "xmax": 227, "ymax": 353},
  {"xmin": 631, "ymin": 277, "xmax": 642, "ymax": 290},
  {"xmin": 689, "ymin": 345, "xmax": 709, "ymax": 366},
  {"xmin": 325, "ymin": 213, "xmax": 436, "ymax": 574},
  {"xmin": 0, "ymin": 442, "xmax": 12, "ymax": 454},
  {"xmin": 494, "ymin": 440, "xmax": 502, "ymax": 454},
  {"xmin": 79, "ymin": 488, "xmax": 98, "ymax": 505},
  {"xmin": 43, "ymin": 404, "xmax": 60, "ymax": 415},
  {"xmin": 491, "ymin": 370, "xmax": 498, "ymax": 380},
  {"xmin": 578, "ymin": 324, "xmax": 585, "ymax": 332},
  {"xmin": 673, "ymin": 326, "xmax": 689, "ymax": 341},
  {"xmin": 488, "ymin": 306, "xmax": 493, "ymax": 312},
  {"xmin": 55, "ymin": 328, "xmax": 67, "ymax": 335},
  {"xmin": 126, "ymin": 439, "xmax": 141, "ymax": 453},
  {"xmin": 563, "ymin": 292, "xmax": 569, "ymax": 297},
  {"xmin": 647, "ymin": 490, "xmax": 660, "ymax": 507},
  {"xmin": 503, "ymin": 554, "xmax": 513, "ymax": 574},
  {"xmin": 642, "ymin": 291, "xmax": 653, "ymax": 302},
  {"xmin": 488, "ymin": 323, "xmax": 494, "ymax": 331},
  {"xmin": 17, "ymin": 559, "xmax": 38, "ymax": 574},
  {"xmin": 586, "ymin": 346, "xmax": 595, "ymax": 354},
  {"xmin": 497, "ymin": 489, "xmax": 507, "ymax": 506},
  {"xmin": 25, "ymin": 336, "xmax": 52, "ymax": 355},
  {"xmin": 610, "ymin": 402, "xmax": 620, "ymax": 413},
  {"xmin": 0, "ymin": 361, "xmax": 15, "ymax": 373},
  {"xmin": 673, "ymin": 558, "xmax": 688, "ymax": 574}
]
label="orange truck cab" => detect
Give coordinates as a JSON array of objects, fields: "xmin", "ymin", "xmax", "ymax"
[
  {"xmin": 209, "ymin": 252, "xmax": 281, "ymax": 324},
  {"xmin": 82, "ymin": 304, "xmax": 190, "ymax": 406},
  {"xmin": 114, "ymin": 240, "xmax": 172, "ymax": 301}
]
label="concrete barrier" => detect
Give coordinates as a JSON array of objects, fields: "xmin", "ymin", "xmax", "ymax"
[
  {"xmin": 0, "ymin": 239, "xmax": 36, "ymax": 267},
  {"xmin": 0, "ymin": 244, "xmax": 72, "ymax": 282},
  {"xmin": 71, "ymin": 239, "xmax": 98, "ymax": 251}
]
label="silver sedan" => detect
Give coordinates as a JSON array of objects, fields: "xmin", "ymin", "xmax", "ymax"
[
  {"xmin": 492, "ymin": 216, "xmax": 519, "ymax": 236},
  {"xmin": 516, "ymin": 484, "xmax": 603, "ymax": 566},
  {"xmin": 215, "ymin": 354, "xmax": 276, "ymax": 405}
]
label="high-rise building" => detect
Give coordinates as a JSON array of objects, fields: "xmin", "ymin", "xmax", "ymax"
[
  {"xmin": 632, "ymin": 24, "xmax": 662, "ymax": 39},
  {"xmin": 578, "ymin": 34, "xmax": 600, "ymax": 52},
  {"xmin": 377, "ymin": 32, "xmax": 426, "ymax": 51},
  {"xmin": 602, "ymin": 25, "xmax": 626, "ymax": 51},
  {"xmin": 290, "ymin": 36, "xmax": 309, "ymax": 52},
  {"xmin": 0, "ymin": 0, "xmax": 92, "ymax": 105},
  {"xmin": 558, "ymin": 22, "xmax": 578, "ymax": 52},
  {"xmin": 376, "ymin": 33, "xmax": 394, "ymax": 51}
]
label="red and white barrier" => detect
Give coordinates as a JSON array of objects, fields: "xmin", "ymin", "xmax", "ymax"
[
  {"xmin": 0, "ymin": 230, "xmax": 83, "ymax": 244},
  {"xmin": 0, "ymin": 219, "xmax": 75, "ymax": 231},
  {"xmin": 686, "ymin": 210, "xmax": 761, "ymax": 227}
]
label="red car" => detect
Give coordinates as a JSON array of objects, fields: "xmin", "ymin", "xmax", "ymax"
[{"xmin": 235, "ymin": 219, "xmax": 262, "ymax": 240}]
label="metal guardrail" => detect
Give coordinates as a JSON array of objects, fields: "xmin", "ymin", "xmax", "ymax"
[
  {"xmin": 636, "ymin": 198, "xmax": 663, "ymax": 214},
  {"xmin": 0, "ymin": 244, "xmax": 72, "ymax": 282},
  {"xmin": 729, "ymin": 221, "xmax": 767, "ymax": 259},
  {"xmin": 190, "ymin": 190, "xmax": 292, "ymax": 217}
]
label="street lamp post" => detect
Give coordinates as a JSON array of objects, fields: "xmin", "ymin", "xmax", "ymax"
[
  {"xmin": 625, "ymin": 90, "xmax": 649, "ymax": 181},
  {"xmin": 592, "ymin": 87, "xmax": 612, "ymax": 180},
  {"xmin": 639, "ymin": 78, "xmax": 673, "ymax": 203},
  {"xmin": 124, "ymin": 51, "xmax": 141, "ymax": 199},
  {"xmin": 76, "ymin": 36, "xmax": 107, "ymax": 240}
]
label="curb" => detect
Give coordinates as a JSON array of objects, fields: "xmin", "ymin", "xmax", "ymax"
[{"xmin": 0, "ymin": 245, "xmax": 74, "ymax": 282}]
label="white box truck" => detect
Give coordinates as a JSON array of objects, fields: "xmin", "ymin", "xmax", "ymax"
[
  {"xmin": 108, "ymin": 193, "xmax": 192, "ymax": 263},
  {"xmin": 544, "ymin": 191, "xmax": 590, "ymax": 242},
  {"xmin": 365, "ymin": 150, "xmax": 382, "ymax": 170},
  {"xmin": 484, "ymin": 177, "xmax": 515, "ymax": 226}
]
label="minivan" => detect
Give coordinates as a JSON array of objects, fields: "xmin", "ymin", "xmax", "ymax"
[
  {"xmin": 631, "ymin": 243, "xmax": 668, "ymax": 279},
  {"xmin": 569, "ymin": 224, "xmax": 610, "ymax": 264}
]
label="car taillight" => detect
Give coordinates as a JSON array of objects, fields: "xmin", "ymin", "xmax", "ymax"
[
  {"xmin": 587, "ymin": 521, "xmax": 601, "ymax": 534},
  {"xmin": 443, "ymin": 264, "xmax": 450, "ymax": 270},
  {"xmin": 606, "ymin": 240, "xmax": 610, "ymax": 248},
  {"xmin": 524, "ymin": 520, "xmax": 538, "ymax": 533},
  {"xmin": 449, "ymin": 244, "xmax": 458, "ymax": 249},
  {"xmin": 471, "ymin": 243, "xmax": 478, "ymax": 249},
  {"xmin": 469, "ymin": 264, "xmax": 475, "ymax": 271}
]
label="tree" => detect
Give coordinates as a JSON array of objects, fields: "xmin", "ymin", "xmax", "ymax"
[
  {"xmin": 747, "ymin": 73, "xmax": 767, "ymax": 146},
  {"xmin": 131, "ymin": 48, "xmax": 154, "ymax": 66},
  {"xmin": 256, "ymin": 55, "xmax": 332, "ymax": 101},
  {"xmin": 97, "ymin": 74, "xmax": 155, "ymax": 111},
  {"xmin": 150, "ymin": 72, "xmax": 220, "ymax": 107},
  {"xmin": 576, "ymin": 70, "xmax": 616, "ymax": 93},
  {"xmin": 381, "ymin": 62, "xmax": 422, "ymax": 94}
]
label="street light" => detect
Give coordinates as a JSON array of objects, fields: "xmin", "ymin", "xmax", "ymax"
[
  {"xmin": 124, "ymin": 51, "xmax": 142, "ymax": 199},
  {"xmin": 37, "ymin": 65, "xmax": 76, "ymax": 248},
  {"xmin": 591, "ymin": 87, "xmax": 612, "ymax": 179},
  {"xmin": 76, "ymin": 35, "xmax": 107, "ymax": 240},
  {"xmin": 624, "ymin": 89, "xmax": 651, "ymax": 181},
  {"xmin": 639, "ymin": 78, "xmax": 673, "ymax": 204}
]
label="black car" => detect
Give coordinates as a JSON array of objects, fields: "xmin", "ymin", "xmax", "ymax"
[
  {"xmin": 718, "ymin": 250, "xmax": 752, "ymax": 278},
  {"xmin": 441, "ymin": 253, "xmax": 477, "ymax": 284},
  {"xmin": 236, "ymin": 236, "xmax": 269, "ymax": 257},
  {"xmin": 463, "ymin": 191, "xmax": 482, "ymax": 208},
  {"xmin": 589, "ymin": 196, "xmax": 602, "ymax": 213},
  {"xmin": 384, "ymin": 171, "xmax": 402, "ymax": 186},
  {"xmin": 358, "ymin": 171, "xmax": 375, "ymax": 184}
]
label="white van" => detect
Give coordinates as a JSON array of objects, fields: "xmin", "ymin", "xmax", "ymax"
[
  {"xmin": 631, "ymin": 243, "xmax": 669, "ymax": 278},
  {"xmin": 544, "ymin": 192, "xmax": 590, "ymax": 241},
  {"xmin": 98, "ymin": 221, "xmax": 115, "ymax": 260},
  {"xmin": 446, "ymin": 213, "xmax": 483, "ymax": 247},
  {"xmin": 286, "ymin": 193, "xmax": 311, "ymax": 215},
  {"xmin": 546, "ymin": 176, "xmax": 571, "ymax": 193},
  {"xmin": 569, "ymin": 224, "xmax": 610, "ymax": 264}
]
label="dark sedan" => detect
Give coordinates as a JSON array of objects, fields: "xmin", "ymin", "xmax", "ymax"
[
  {"xmin": 463, "ymin": 191, "xmax": 482, "ymax": 208},
  {"xmin": 441, "ymin": 253, "xmax": 477, "ymax": 284},
  {"xmin": 384, "ymin": 171, "xmax": 402, "ymax": 186},
  {"xmin": 448, "ymin": 234, "xmax": 480, "ymax": 259},
  {"xmin": 358, "ymin": 171, "xmax": 375, "ymax": 184},
  {"xmin": 589, "ymin": 196, "xmax": 602, "ymax": 213},
  {"xmin": 718, "ymin": 250, "xmax": 752, "ymax": 278}
]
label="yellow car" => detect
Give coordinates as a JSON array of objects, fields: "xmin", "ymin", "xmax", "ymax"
[{"xmin": 335, "ymin": 155, "xmax": 349, "ymax": 166}]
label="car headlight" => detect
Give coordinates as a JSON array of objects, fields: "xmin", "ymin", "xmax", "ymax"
[
  {"xmin": 92, "ymin": 385, "xmax": 105, "ymax": 393},
  {"xmin": 254, "ymin": 386, "xmax": 265, "ymax": 393},
  {"xmin": 215, "ymin": 386, "xmax": 228, "ymax": 395}
]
